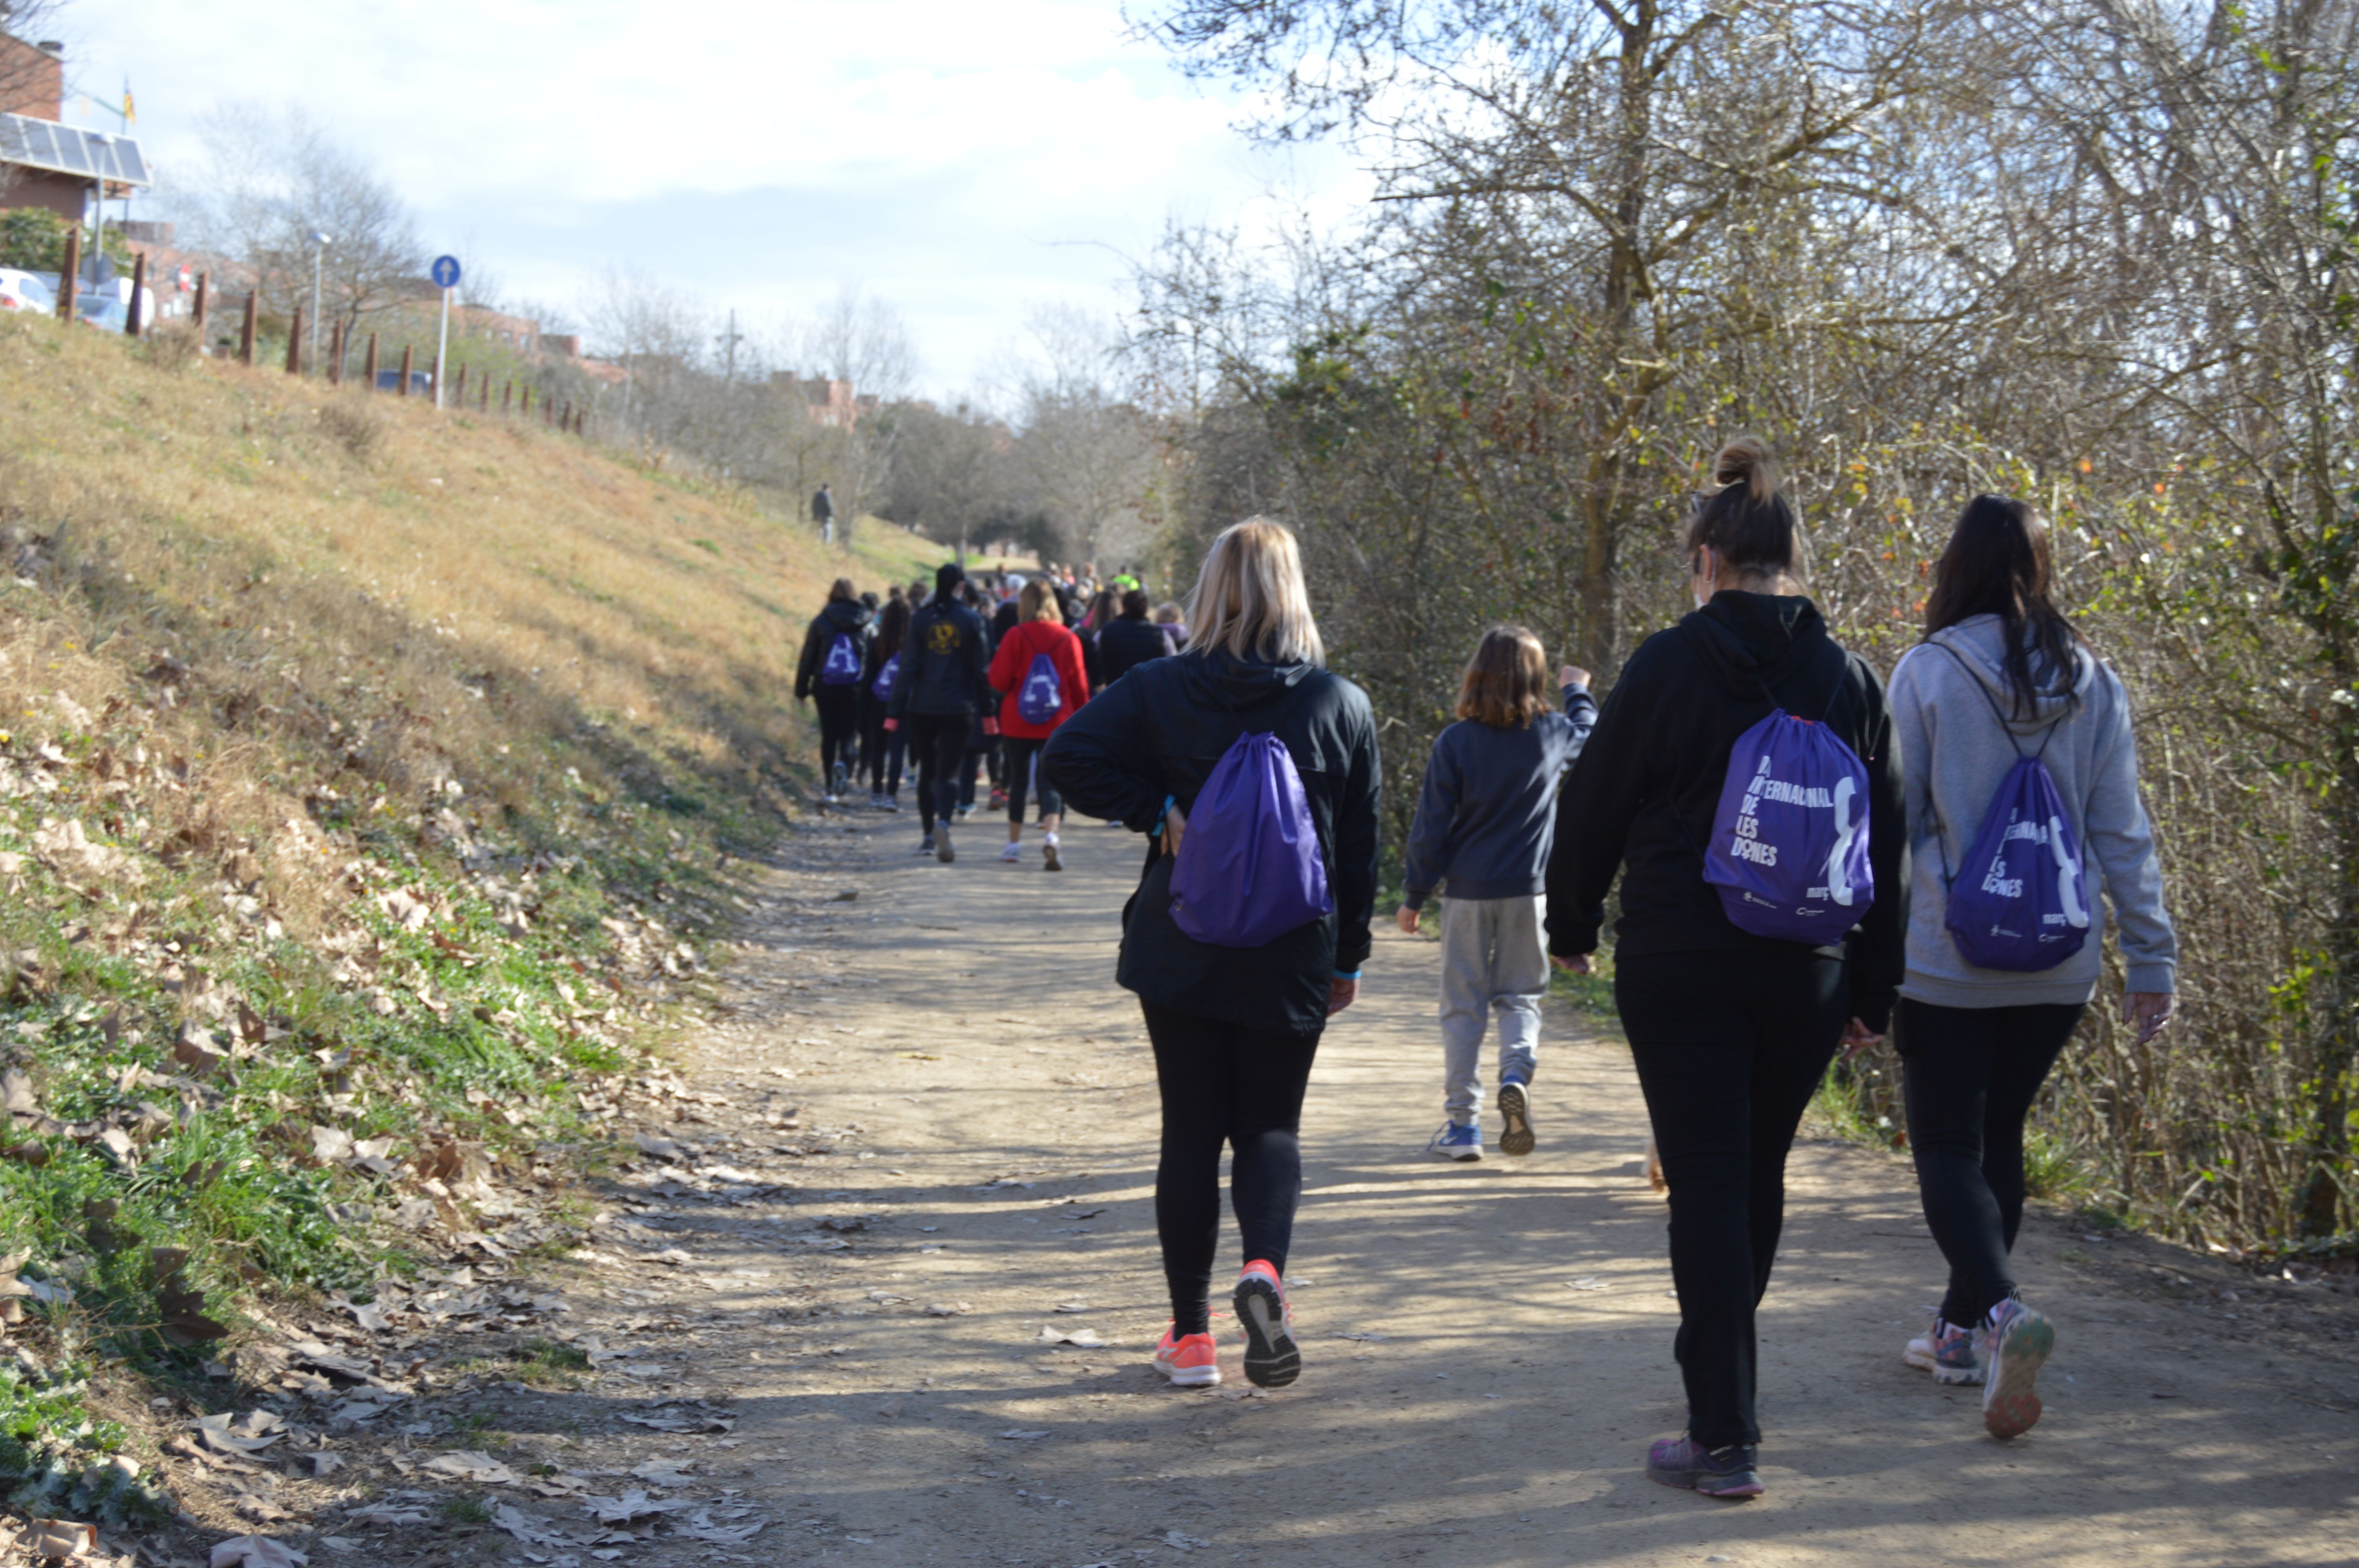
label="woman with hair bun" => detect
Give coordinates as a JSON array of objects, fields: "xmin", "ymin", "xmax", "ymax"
[{"xmin": 1545, "ymin": 437, "xmax": 1906, "ymax": 1499}]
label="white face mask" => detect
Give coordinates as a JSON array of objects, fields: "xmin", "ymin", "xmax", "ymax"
[{"xmin": 1691, "ymin": 546, "xmax": 1716, "ymax": 610}]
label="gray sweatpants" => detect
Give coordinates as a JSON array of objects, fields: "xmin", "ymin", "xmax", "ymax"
[{"xmin": 1439, "ymin": 894, "xmax": 1547, "ymax": 1122}]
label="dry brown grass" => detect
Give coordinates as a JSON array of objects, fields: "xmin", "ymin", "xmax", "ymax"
[{"xmin": 0, "ymin": 310, "xmax": 940, "ymax": 916}]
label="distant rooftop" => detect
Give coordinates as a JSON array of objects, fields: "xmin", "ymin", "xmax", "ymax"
[{"xmin": 0, "ymin": 112, "xmax": 150, "ymax": 186}]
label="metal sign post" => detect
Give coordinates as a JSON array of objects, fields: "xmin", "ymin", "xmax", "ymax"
[{"xmin": 429, "ymin": 254, "xmax": 461, "ymax": 408}]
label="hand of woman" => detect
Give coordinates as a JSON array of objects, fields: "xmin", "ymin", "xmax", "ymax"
[
  {"xmin": 1561, "ymin": 664, "xmax": 1592, "ymax": 688},
  {"xmin": 1161, "ymin": 802, "xmax": 1187, "ymax": 860},
  {"xmin": 1839, "ymin": 1016, "xmax": 1885, "ymax": 1057},
  {"xmin": 2126, "ymin": 991, "xmax": 2174, "ymax": 1045},
  {"xmin": 1550, "ymin": 953, "xmax": 1592, "ymax": 975},
  {"xmin": 1396, "ymin": 905, "xmax": 1420, "ymax": 935},
  {"xmin": 882, "ymin": 717, "xmax": 898, "ymax": 732},
  {"xmin": 1327, "ymin": 977, "xmax": 1358, "ymax": 1015}
]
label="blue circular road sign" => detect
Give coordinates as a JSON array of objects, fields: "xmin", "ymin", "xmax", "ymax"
[{"xmin": 431, "ymin": 255, "xmax": 462, "ymax": 289}]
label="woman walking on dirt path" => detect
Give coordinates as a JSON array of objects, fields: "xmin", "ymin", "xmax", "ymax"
[
  {"xmin": 794, "ymin": 578, "xmax": 874, "ymax": 804},
  {"xmin": 884, "ymin": 563, "xmax": 994, "ymax": 863},
  {"xmin": 1045, "ymin": 518, "xmax": 1379, "ymax": 1393},
  {"xmin": 1887, "ymin": 495, "xmax": 2175, "ymax": 1440},
  {"xmin": 987, "ymin": 578, "xmax": 1090, "ymax": 870},
  {"xmin": 1545, "ymin": 437, "xmax": 1905, "ymax": 1500},
  {"xmin": 1399, "ymin": 627, "xmax": 1597, "ymax": 1162},
  {"xmin": 861, "ymin": 588, "xmax": 912, "ymax": 811}
]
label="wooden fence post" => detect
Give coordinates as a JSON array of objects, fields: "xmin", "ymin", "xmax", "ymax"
[
  {"xmin": 125, "ymin": 252, "xmax": 146, "ymax": 337},
  {"xmin": 522, "ymin": 385, "xmax": 532, "ymax": 417},
  {"xmin": 364, "ymin": 332, "xmax": 379, "ymax": 390},
  {"xmin": 285, "ymin": 305, "xmax": 304, "ymax": 373},
  {"xmin": 478, "ymin": 376, "xmax": 489, "ymax": 413},
  {"xmin": 329, "ymin": 320, "xmax": 344, "ymax": 386},
  {"xmin": 398, "ymin": 344, "xmax": 414, "ymax": 397},
  {"xmin": 239, "ymin": 292, "xmax": 257, "ymax": 366},
  {"xmin": 502, "ymin": 381, "xmax": 511, "ymax": 414},
  {"xmin": 193, "ymin": 272, "xmax": 209, "ymax": 334},
  {"xmin": 543, "ymin": 393, "xmax": 553, "ymax": 428},
  {"xmin": 454, "ymin": 363, "xmax": 467, "ymax": 405},
  {"xmin": 56, "ymin": 228, "xmax": 79, "ymax": 321}
]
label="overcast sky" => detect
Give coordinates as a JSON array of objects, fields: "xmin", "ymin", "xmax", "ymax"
[{"xmin": 48, "ymin": 0, "xmax": 1358, "ymax": 397}]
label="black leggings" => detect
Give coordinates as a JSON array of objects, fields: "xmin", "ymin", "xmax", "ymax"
[
  {"xmin": 861, "ymin": 695, "xmax": 902, "ymax": 795},
  {"xmin": 1897, "ymin": 998, "xmax": 2086, "ymax": 1326},
  {"xmin": 1002, "ymin": 736, "xmax": 1062, "ymax": 823},
  {"xmin": 1143, "ymin": 1002, "xmax": 1321, "ymax": 1336},
  {"xmin": 1616, "ymin": 949, "xmax": 1847, "ymax": 1450},
  {"xmin": 813, "ymin": 687, "xmax": 858, "ymax": 783},
  {"xmin": 901, "ymin": 714, "xmax": 969, "ymax": 834}
]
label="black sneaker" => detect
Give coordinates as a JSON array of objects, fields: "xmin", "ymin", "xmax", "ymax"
[
  {"xmin": 914, "ymin": 836, "xmax": 936, "ymax": 856},
  {"xmin": 1645, "ymin": 1437, "xmax": 1763, "ymax": 1499}
]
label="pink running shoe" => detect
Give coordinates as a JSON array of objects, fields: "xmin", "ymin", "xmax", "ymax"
[
  {"xmin": 1152, "ymin": 1325, "xmax": 1220, "ymax": 1387},
  {"xmin": 1233, "ymin": 1259, "xmax": 1301, "ymax": 1388}
]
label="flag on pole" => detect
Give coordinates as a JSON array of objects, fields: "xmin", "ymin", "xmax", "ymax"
[{"xmin": 122, "ymin": 83, "xmax": 135, "ymax": 125}]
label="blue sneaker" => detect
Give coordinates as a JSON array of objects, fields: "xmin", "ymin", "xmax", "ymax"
[
  {"xmin": 1497, "ymin": 1077, "xmax": 1535, "ymax": 1156},
  {"xmin": 1427, "ymin": 1120, "xmax": 1483, "ymax": 1161}
]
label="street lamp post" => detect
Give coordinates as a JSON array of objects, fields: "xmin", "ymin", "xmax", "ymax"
[{"xmin": 309, "ymin": 232, "xmax": 331, "ymax": 375}]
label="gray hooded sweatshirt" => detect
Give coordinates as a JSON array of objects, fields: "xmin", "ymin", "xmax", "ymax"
[{"xmin": 1888, "ymin": 615, "xmax": 2175, "ymax": 1008}]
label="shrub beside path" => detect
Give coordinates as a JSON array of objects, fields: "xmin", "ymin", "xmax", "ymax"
[{"xmin": 303, "ymin": 814, "xmax": 2358, "ymax": 1567}]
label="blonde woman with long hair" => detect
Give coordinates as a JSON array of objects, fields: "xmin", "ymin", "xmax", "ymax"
[{"xmin": 1045, "ymin": 519, "xmax": 1379, "ymax": 1392}]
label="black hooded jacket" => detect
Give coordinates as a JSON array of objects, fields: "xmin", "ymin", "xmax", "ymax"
[
  {"xmin": 794, "ymin": 599, "xmax": 875, "ymax": 701},
  {"xmin": 1096, "ymin": 614, "xmax": 1172, "ymax": 686},
  {"xmin": 1044, "ymin": 649, "xmax": 1381, "ymax": 1037},
  {"xmin": 886, "ymin": 595, "xmax": 992, "ymax": 719},
  {"xmin": 1544, "ymin": 592, "xmax": 1906, "ymax": 1030}
]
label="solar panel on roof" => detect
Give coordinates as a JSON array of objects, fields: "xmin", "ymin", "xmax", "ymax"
[{"xmin": 0, "ymin": 114, "xmax": 152, "ymax": 187}]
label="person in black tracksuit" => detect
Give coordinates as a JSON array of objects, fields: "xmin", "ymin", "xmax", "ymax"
[
  {"xmin": 1095, "ymin": 589, "xmax": 1174, "ymax": 686},
  {"xmin": 886, "ymin": 562, "xmax": 992, "ymax": 861},
  {"xmin": 1544, "ymin": 438, "xmax": 1905, "ymax": 1500},
  {"xmin": 793, "ymin": 579, "xmax": 874, "ymax": 802},
  {"xmin": 860, "ymin": 591, "xmax": 912, "ymax": 808},
  {"xmin": 1046, "ymin": 519, "xmax": 1379, "ymax": 1394}
]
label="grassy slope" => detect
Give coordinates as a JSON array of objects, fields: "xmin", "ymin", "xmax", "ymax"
[{"xmin": 0, "ymin": 312, "xmax": 940, "ymax": 1524}]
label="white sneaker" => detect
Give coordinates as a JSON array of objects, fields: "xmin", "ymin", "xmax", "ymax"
[{"xmin": 998, "ymin": 842, "xmax": 1023, "ymax": 863}]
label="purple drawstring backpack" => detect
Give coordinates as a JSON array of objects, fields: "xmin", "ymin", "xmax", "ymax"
[
  {"xmin": 1701, "ymin": 682, "xmax": 1876, "ymax": 945},
  {"xmin": 820, "ymin": 633, "xmax": 861, "ymax": 685},
  {"xmin": 1169, "ymin": 731, "xmax": 1333, "ymax": 947},
  {"xmin": 1017, "ymin": 651, "xmax": 1063, "ymax": 726},
  {"xmin": 871, "ymin": 652, "xmax": 900, "ymax": 703},
  {"xmin": 1933, "ymin": 645, "xmax": 2090, "ymax": 971}
]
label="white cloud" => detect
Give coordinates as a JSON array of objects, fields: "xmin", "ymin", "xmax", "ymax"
[{"xmin": 51, "ymin": 0, "xmax": 1365, "ymax": 390}]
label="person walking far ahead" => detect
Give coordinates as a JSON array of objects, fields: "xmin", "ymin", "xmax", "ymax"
[
  {"xmin": 1096, "ymin": 589, "xmax": 1173, "ymax": 686},
  {"xmin": 1544, "ymin": 437, "xmax": 1905, "ymax": 1501},
  {"xmin": 1045, "ymin": 518, "xmax": 1379, "ymax": 1394},
  {"xmin": 1398, "ymin": 627, "xmax": 1597, "ymax": 1162},
  {"xmin": 987, "ymin": 578, "xmax": 1090, "ymax": 870},
  {"xmin": 1886, "ymin": 494, "xmax": 2175, "ymax": 1441},
  {"xmin": 793, "ymin": 577, "xmax": 874, "ymax": 804},
  {"xmin": 861, "ymin": 587, "xmax": 912, "ymax": 811},
  {"xmin": 883, "ymin": 562, "xmax": 993, "ymax": 863},
  {"xmin": 812, "ymin": 482, "xmax": 837, "ymax": 546}
]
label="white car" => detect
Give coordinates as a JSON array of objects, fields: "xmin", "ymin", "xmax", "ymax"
[{"xmin": 0, "ymin": 269, "xmax": 54, "ymax": 313}]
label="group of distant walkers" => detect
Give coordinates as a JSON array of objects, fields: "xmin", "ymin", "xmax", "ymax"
[
  {"xmin": 792, "ymin": 560, "xmax": 1184, "ymax": 868},
  {"xmin": 790, "ymin": 436, "xmax": 2176, "ymax": 1501}
]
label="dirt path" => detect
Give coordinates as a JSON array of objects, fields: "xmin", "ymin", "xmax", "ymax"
[{"xmin": 436, "ymin": 811, "xmax": 2358, "ymax": 1568}]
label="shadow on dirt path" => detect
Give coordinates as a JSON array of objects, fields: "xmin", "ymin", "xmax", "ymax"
[{"xmin": 356, "ymin": 809, "xmax": 2359, "ymax": 1568}]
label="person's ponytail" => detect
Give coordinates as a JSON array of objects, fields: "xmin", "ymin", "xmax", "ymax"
[{"xmin": 1685, "ymin": 435, "xmax": 1803, "ymax": 581}]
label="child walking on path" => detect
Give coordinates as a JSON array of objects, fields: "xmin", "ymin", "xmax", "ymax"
[{"xmin": 1397, "ymin": 628, "xmax": 1596, "ymax": 1161}]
